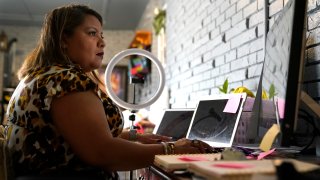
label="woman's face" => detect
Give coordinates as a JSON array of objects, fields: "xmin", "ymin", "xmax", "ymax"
[{"xmin": 64, "ymin": 15, "xmax": 105, "ymax": 72}]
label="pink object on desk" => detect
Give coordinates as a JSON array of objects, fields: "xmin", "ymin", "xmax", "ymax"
[
  {"xmin": 211, "ymin": 163, "xmax": 254, "ymax": 169},
  {"xmin": 178, "ymin": 156, "xmax": 209, "ymax": 162},
  {"xmin": 257, "ymin": 148, "xmax": 276, "ymax": 160},
  {"xmin": 223, "ymin": 94, "xmax": 241, "ymax": 113},
  {"xmin": 277, "ymin": 98, "xmax": 285, "ymax": 119}
]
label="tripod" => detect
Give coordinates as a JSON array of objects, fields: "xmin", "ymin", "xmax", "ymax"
[{"xmin": 128, "ymin": 75, "xmax": 144, "ymax": 180}]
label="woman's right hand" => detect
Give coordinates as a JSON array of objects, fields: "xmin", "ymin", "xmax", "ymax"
[{"xmin": 173, "ymin": 138, "xmax": 214, "ymax": 154}]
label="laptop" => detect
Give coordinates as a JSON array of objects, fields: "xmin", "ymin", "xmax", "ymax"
[
  {"xmin": 153, "ymin": 109, "xmax": 194, "ymax": 140},
  {"xmin": 186, "ymin": 93, "xmax": 247, "ymax": 148}
]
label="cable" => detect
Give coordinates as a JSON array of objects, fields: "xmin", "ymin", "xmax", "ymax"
[
  {"xmin": 299, "ymin": 109, "xmax": 320, "ymax": 136},
  {"xmin": 297, "ymin": 109, "xmax": 320, "ymax": 153}
]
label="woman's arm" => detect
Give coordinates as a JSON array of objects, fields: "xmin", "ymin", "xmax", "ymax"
[
  {"xmin": 119, "ymin": 130, "xmax": 172, "ymax": 144},
  {"xmin": 50, "ymin": 90, "xmax": 166, "ymax": 171},
  {"xmin": 50, "ymin": 90, "xmax": 205, "ymax": 171}
]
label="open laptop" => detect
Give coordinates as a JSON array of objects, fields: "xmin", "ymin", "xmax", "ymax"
[
  {"xmin": 153, "ymin": 109, "xmax": 194, "ymax": 141},
  {"xmin": 186, "ymin": 93, "xmax": 247, "ymax": 148}
]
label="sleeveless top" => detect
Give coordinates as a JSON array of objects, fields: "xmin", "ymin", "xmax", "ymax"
[{"xmin": 5, "ymin": 64, "xmax": 124, "ymax": 179}]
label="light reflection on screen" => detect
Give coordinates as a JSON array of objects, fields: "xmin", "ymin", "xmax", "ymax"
[
  {"xmin": 260, "ymin": 0, "xmax": 294, "ymax": 124},
  {"xmin": 188, "ymin": 99, "xmax": 243, "ymax": 144}
]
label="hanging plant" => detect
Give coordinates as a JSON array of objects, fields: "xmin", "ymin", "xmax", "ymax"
[{"xmin": 153, "ymin": 9, "xmax": 166, "ymax": 35}]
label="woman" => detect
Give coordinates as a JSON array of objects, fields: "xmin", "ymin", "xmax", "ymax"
[{"xmin": 5, "ymin": 4, "xmax": 213, "ymax": 179}]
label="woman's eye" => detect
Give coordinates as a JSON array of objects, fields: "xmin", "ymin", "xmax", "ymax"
[{"xmin": 89, "ymin": 31, "xmax": 96, "ymax": 36}]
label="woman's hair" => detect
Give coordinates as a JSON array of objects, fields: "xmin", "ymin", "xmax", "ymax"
[{"xmin": 18, "ymin": 4, "xmax": 103, "ymax": 81}]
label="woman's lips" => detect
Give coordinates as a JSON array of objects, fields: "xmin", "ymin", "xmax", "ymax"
[{"xmin": 96, "ymin": 52, "xmax": 104, "ymax": 58}]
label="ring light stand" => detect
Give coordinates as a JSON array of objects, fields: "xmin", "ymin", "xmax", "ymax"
[{"xmin": 105, "ymin": 48, "xmax": 165, "ymax": 180}]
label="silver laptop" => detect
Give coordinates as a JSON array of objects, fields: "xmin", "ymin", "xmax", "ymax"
[
  {"xmin": 153, "ymin": 109, "xmax": 194, "ymax": 141},
  {"xmin": 186, "ymin": 93, "xmax": 247, "ymax": 147}
]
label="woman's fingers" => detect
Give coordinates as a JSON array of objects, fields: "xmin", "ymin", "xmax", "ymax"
[{"xmin": 190, "ymin": 139, "xmax": 215, "ymax": 153}]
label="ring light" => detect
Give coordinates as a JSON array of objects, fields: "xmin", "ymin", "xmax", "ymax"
[{"xmin": 105, "ymin": 48, "xmax": 165, "ymax": 110}]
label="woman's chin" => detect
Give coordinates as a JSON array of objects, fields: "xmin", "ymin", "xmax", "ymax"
[{"xmin": 92, "ymin": 62, "xmax": 103, "ymax": 70}]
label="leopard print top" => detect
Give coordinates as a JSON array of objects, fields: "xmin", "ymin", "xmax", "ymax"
[{"xmin": 5, "ymin": 64, "xmax": 123, "ymax": 178}]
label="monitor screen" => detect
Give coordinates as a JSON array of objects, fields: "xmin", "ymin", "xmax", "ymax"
[
  {"xmin": 186, "ymin": 94, "xmax": 247, "ymax": 147},
  {"xmin": 154, "ymin": 109, "xmax": 194, "ymax": 140},
  {"xmin": 257, "ymin": 0, "xmax": 307, "ymax": 146},
  {"xmin": 128, "ymin": 45, "xmax": 152, "ymax": 77},
  {"xmin": 129, "ymin": 55, "xmax": 151, "ymax": 76}
]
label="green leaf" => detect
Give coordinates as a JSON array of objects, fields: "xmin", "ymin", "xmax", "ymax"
[
  {"xmin": 153, "ymin": 10, "xmax": 166, "ymax": 35},
  {"xmin": 223, "ymin": 79, "xmax": 228, "ymax": 93},
  {"xmin": 269, "ymin": 84, "xmax": 277, "ymax": 99},
  {"xmin": 219, "ymin": 79, "xmax": 229, "ymax": 94}
]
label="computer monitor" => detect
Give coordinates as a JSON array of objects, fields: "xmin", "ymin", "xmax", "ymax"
[{"xmin": 251, "ymin": 0, "xmax": 308, "ymax": 147}]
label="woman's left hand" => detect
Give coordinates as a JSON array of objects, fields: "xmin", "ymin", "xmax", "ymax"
[{"xmin": 137, "ymin": 133, "xmax": 172, "ymax": 144}]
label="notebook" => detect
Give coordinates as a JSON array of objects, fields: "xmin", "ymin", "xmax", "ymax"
[
  {"xmin": 154, "ymin": 153, "xmax": 222, "ymax": 172},
  {"xmin": 153, "ymin": 109, "xmax": 194, "ymax": 140},
  {"xmin": 187, "ymin": 159, "xmax": 320, "ymax": 180},
  {"xmin": 186, "ymin": 93, "xmax": 247, "ymax": 147}
]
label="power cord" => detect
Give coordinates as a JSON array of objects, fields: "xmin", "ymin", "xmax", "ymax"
[
  {"xmin": 297, "ymin": 108, "xmax": 320, "ymax": 153},
  {"xmin": 299, "ymin": 108, "xmax": 320, "ymax": 136}
]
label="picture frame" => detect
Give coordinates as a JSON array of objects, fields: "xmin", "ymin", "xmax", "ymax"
[{"xmin": 99, "ymin": 65, "xmax": 128, "ymax": 101}]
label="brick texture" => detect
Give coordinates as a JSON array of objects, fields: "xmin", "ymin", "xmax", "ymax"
[
  {"xmin": 166, "ymin": 0, "xmax": 264, "ymax": 108},
  {"xmin": 164, "ymin": 0, "xmax": 319, "ymax": 108}
]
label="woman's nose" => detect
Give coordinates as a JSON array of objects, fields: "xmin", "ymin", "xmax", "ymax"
[{"xmin": 99, "ymin": 38, "xmax": 105, "ymax": 48}]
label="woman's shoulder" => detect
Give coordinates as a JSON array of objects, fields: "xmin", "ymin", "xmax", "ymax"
[
  {"xmin": 49, "ymin": 64, "xmax": 88, "ymax": 80},
  {"xmin": 36, "ymin": 64, "xmax": 83, "ymax": 75},
  {"xmin": 27, "ymin": 64, "xmax": 87, "ymax": 81},
  {"xmin": 26, "ymin": 64, "xmax": 97, "ymax": 95}
]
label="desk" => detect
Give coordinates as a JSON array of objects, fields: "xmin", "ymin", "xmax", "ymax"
[
  {"xmin": 142, "ymin": 154, "xmax": 320, "ymax": 180},
  {"xmin": 295, "ymin": 154, "xmax": 320, "ymax": 165},
  {"xmin": 143, "ymin": 165, "xmax": 192, "ymax": 180}
]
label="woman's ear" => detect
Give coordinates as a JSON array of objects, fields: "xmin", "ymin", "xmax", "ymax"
[{"xmin": 61, "ymin": 34, "xmax": 68, "ymax": 49}]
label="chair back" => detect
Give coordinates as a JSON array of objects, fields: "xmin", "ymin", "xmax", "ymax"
[{"xmin": 0, "ymin": 125, "xmax": 14, "ymax": 180}]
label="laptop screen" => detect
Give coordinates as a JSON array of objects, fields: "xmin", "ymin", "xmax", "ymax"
[
  {"xmin": 186, "ymin": 93, "xmax": 247, "ymax": 147},
  {"xmin": 154, "ymin": 109, "xmax": 194, "ymax": 140}
]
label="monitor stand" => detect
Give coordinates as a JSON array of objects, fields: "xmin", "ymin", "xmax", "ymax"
[{"xmin": 300, "ymin": 91, "xmax": 320, "ymax": 157}]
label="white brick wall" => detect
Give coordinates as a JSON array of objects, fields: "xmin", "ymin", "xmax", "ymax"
[
  {"xmin": 165, "ymin": 0, "xmax": 320, "ymax": 108},
  {"xmin": 269, "ymin": 0, "xmax": 284, "ymax": 16},
  {"xmin": 166, "ymin": 0, "xmax": 264, "ymax": 108}
]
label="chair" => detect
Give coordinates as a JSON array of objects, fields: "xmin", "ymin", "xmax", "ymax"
[
  {"xmin": 0, "ymin": 125, "xmax": 14, "ymax": 180},
  {"xmin": 1, "ymin": 125, "xmax": 106, "ymax": 180}
]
